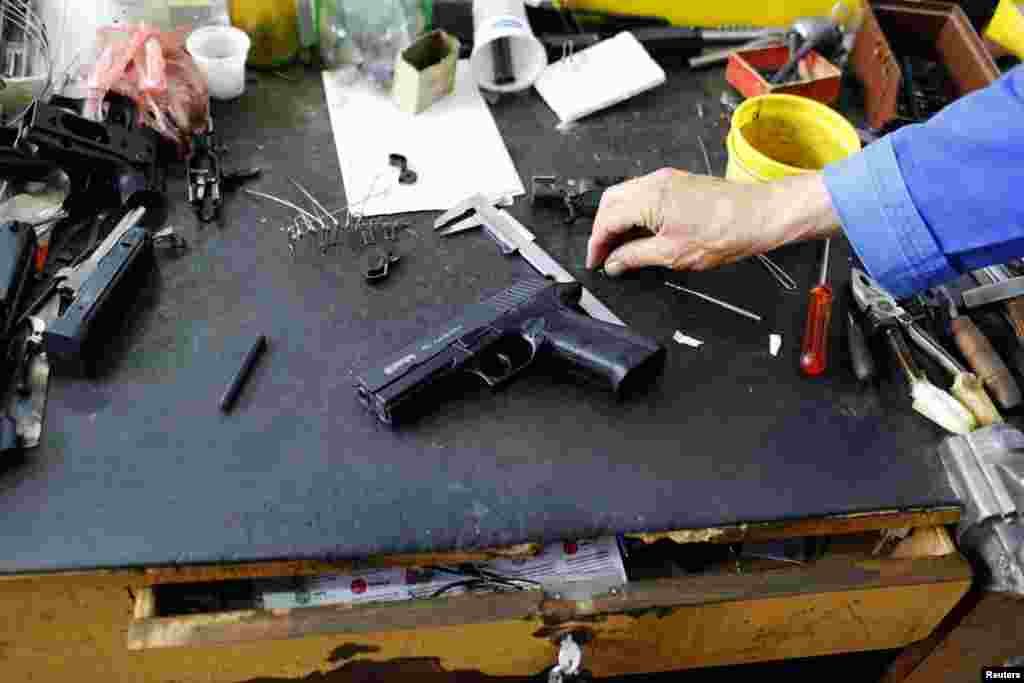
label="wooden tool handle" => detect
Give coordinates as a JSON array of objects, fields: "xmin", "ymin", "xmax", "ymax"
[
  {"xmin": 1003, "ymin": 298, "xmax": 1024, "ymax": 341},
  {"xmin": 951, "ymin": 316, "xmax": 1022, "ymax": 410}
]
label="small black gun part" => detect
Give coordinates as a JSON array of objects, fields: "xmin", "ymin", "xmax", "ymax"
[{"xmin": 220, "ymin": 335, "xmax": 268, "ymax": 413}]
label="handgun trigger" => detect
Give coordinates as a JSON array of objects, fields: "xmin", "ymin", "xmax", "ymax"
[{"xmin": 465, "ymin": 334, "xmax": 540, "ymax": 387}]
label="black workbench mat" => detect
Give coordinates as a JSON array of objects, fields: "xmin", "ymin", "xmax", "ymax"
[{"xmin": 0, "ymin": 67, "xmax": 956, "ymax": 574}]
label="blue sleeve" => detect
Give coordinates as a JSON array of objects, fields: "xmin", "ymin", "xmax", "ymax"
[{"xmin": 823, "ymin": 65, "xmax": 1024, "ymax": 298}]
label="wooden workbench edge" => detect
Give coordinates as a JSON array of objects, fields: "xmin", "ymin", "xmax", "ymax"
[
  {"xmin": 125, "ymin": 551, "xmax": 972, "ymax": 650},
  {"xmin": 626, "ymin": 507, "xmax": 961, "ymax": 545},
  {"xmin": 0, "ymin": 507, "xmax": 960, "ymax": 586}
]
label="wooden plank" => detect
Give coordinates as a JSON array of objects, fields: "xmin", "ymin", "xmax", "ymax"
[
  {"xmin": 127, "ymin": 591, "xmax": 542, "ymax": 650},
  {"xmin": 626, "ymin": 508, "xmax": 961, "ymax": 545},
  {"xmin": 880, "ymin": 590, "xmax": 1024, "ymax": 683},
  {"xmin": 578, "ymin": 580, "xmax": 971, "ymax": 676},
  {"xmin": 126, "ymin": 551, "xmax": 971, "ymax": 650},
  {"xmin": 0, "ymin": 544, "xmax": 542, "ymax": 586},
  {"xmin": 0, "ymin": 553, "xmax": 972, "ymax": 682}
]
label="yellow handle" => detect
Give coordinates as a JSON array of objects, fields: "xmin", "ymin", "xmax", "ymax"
[{"xmin": 951, "ymin": 372, "xmax": 1004, "ymax": 427}]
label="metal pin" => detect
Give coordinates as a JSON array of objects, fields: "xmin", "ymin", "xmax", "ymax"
[
  {"xmin": 245, "ymin": 188, "xmax": 325, "ymax": 229},
  {"xmin": 697, "ymin": 135, "xmax": 714, "ymax": 176},
  {"xmin": 291, "ymin": 180, "xmax": 339, "ymax": 227},
  {"xmin": 665, "ymin": 282, "xmax": 763, "ymax": 322},
  {"xmin": 755, "ymin": 254, "xmax": 797, "ymax": 291}
]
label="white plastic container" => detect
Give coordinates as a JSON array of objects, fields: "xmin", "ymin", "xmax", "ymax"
[
  {"xmin": 186, "ymin": 25, "xmax": 251, "ymax": 100},
  {"xmin": 471, "ymin": 0, "xmax": 547, "ymax": 92}
]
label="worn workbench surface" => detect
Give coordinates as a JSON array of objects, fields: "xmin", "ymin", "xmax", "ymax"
[{"xmin": 0, "ymin": 66, "xmax": 959, "ymax": 574}]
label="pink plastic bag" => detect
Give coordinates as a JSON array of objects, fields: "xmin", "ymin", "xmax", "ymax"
[{"xmin": 83, "ymin": 24, "xmax": 209, "ymax": 153}]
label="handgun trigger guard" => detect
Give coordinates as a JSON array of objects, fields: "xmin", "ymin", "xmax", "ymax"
[{"xmin": 466, "ymin": 325, "xmax": 545, "ymax": 387}]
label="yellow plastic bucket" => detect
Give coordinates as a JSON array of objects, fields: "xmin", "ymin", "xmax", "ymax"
[
  {"xmin": 725, "ymin": 94, "xmax": 861, "ymax": 183},
  {"xmin": 985, "ymin": 0, "xmax": 1024, "ymax": 60}
]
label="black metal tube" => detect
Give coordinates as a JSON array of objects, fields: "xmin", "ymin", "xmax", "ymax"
[
  {"xmin": 220, "ymin": 335, "xmax": 268, "ymax": 413},
  {"xmin": 491, "ymin": 37, "xmax": 515, "ymax": 85}
]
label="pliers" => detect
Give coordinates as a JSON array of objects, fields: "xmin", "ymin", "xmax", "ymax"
[{"xmin": 851, "ymin": 269, "xmax": 1001, "ymax": 433}]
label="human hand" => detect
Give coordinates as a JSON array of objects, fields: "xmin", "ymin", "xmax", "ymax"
[{"xmin": 586, "ymin": 168, "xmax": 839, "ymax": 277}]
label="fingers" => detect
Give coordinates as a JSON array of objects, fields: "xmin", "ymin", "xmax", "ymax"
[
  {"xmin": 587, "ymin": 176, "xmax": 657, "ymax": 269},
  {"xmin": 603, "ymin": 235, "xmax": 674, "ymax": 277},
  {"xmin": 586, "ymin": 169, "xmax": 688, "ymax": 269},
  {"xmin": 587, "ymin": 190, "xmax": 639, "ymax": 268}
]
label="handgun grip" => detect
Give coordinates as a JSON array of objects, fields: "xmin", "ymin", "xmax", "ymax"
[
  {"xmin": 951, "ymin": 315, "xmax": 1022, "ymax": 410},
  {"xmin": 542, "ymin": 305, "xmax": 666, "ymax": 396}
]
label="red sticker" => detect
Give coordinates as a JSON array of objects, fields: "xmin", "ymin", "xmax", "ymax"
[
  {"xmin": 351, "ymin": 578, "xmax": 368, "ymax": 594},
  {"xmin": 564, "ymin": 541, "xmax": 578, "ymax": 555}
]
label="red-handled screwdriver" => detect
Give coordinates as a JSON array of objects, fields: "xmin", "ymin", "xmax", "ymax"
[{"xmin": 800, "ymin": 239, "xmax": 833, "ymax": 376}]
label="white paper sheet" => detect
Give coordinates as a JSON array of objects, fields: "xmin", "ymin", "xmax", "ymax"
[{"xmin": 321, "ymin": 61, "xmax": 525, "ymax": 216}]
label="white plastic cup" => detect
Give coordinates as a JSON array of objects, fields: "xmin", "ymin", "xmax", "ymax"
[
  {"xmin": 186, "ymin": 26, "xmax": 251, "ymax": 101},
  {"xmin": 471, "ymin": 0, "xmax": 547, "ymax": 92}
]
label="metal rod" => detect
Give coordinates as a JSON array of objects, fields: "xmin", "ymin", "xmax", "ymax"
[
  {"xmin": 279, "ymin": 178, "xmax": 394, "ymax": 235},
  {"xmin": 756, "ymin": 254, "xmax": 797, "ymax": 290},
  {"xmin": 904, "ymin": 321, "xmax": 966, "ymax": 376},
  {"xmin": 689, "ymin": 36, "xmax": 783, "ymax": 69},
  {"xmin": 697, "ymin": 135, "xmax": 714, "ymax": 176},
  {"xmin": 818, "ymin": 239, "xmax": 831, "ymax": 286},
  {"xmin": 245, "ymin": 189, "xmax": 324, "ymax": 228},
  {"xmin": 702, "ymin": 27, "xmax": 787, "ymax": 42},
  {"xmin": 665, "ymin": 282, "xmax": 763, "ymax": 322},
  {"xmin": 290, "ymin": 179, "xmax": 339, "ymax": 227}
]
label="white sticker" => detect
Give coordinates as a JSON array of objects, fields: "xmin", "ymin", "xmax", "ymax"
[
  {"xmin": 673, "ymin": 331, "xmax": 704, "ymax": 348},
  {"xmin": 770, "ymin": 334, "xmax": 782, "ymax": 357}
]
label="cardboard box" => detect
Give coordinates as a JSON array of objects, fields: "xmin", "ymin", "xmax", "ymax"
[
  {"xmin": 851, "ymin": 1, "xmax": 999, "ymax": 129},
  {"xmin": 726, "ymin": 45, "xmax": 841, "ymax": 104},
  {"xmin": 392, "ymin": 30, "xmax": 461, "ymax": 115}
]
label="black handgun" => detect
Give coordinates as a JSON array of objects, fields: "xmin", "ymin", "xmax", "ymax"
[
  {"xmin": 0, "ymin": 221, "xmax": 48, "ymax": 453},
  {"xmin": 355, "ymin": 278, "xmax": 665, "ymax": 425},
  {"xmin": 531, "ymin": 175, "xmax": 626, "ymax": 223},
  {"xmin": 37, "ymin": 205, "xmax": 154, "ymax": 374}
]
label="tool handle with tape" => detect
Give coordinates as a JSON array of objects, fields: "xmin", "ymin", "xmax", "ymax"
[
  {"xmin": 950, "ymin": 372, "xmax": 1003, "ymax": 427},
  {"xmin": 950, "ymin": 315, "xmax": 1022, "ymax": 410},
  {"xmin": 885, "ymin": 328, "xmax": 976, "ymax": 434},
  {"xmin": 1004, "ymin": 298, "xmax": 1024, "ymax": 341}
]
